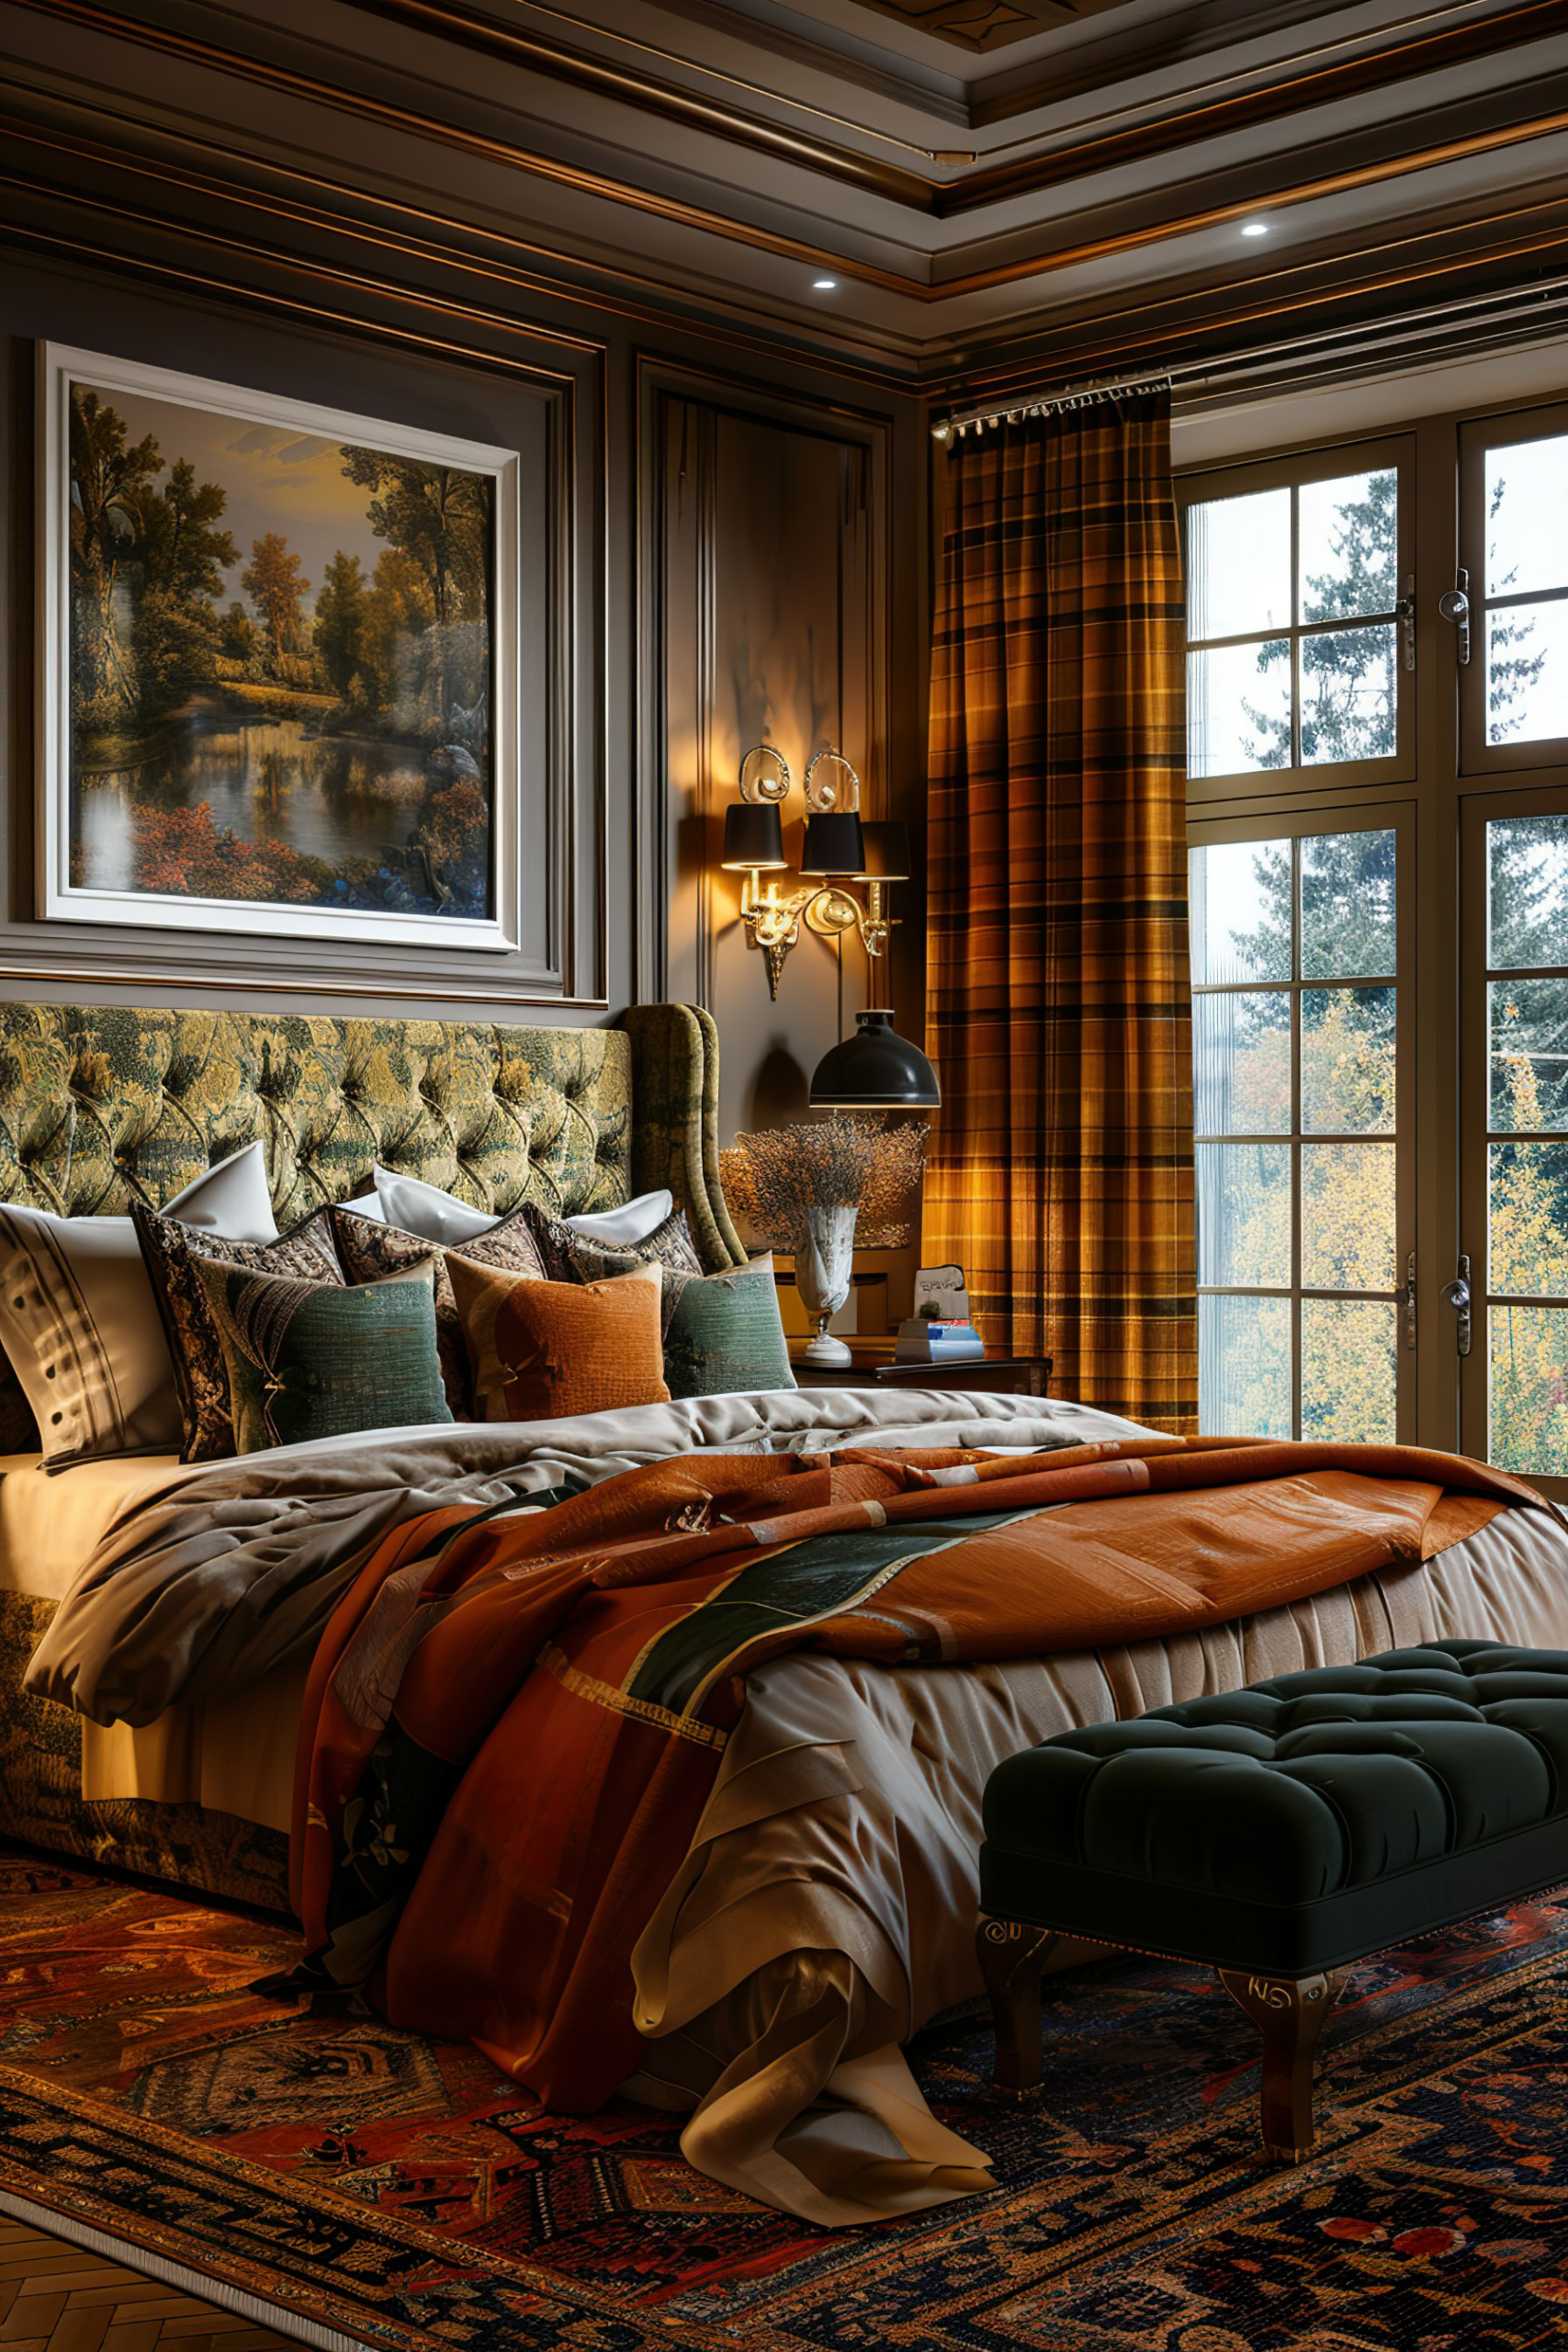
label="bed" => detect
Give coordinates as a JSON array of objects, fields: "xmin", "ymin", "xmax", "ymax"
[
  {"xmin": 0, "ymin": 996, "xmax": 739, "ymax": 1906},
  {"xmin": 8, "ymin": 998, "xmax": 1568, "ymax": 2233}
]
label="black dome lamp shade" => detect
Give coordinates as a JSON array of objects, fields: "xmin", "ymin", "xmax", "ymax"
[
  {"xmin": 809, "ymin": 1010, "xmax": 941, "ymax": 1110},
  {"xmin": 721, "ymin": 802, "xmax": 787, "ymax": 872},
  {"xmin": 851, "ymin": 820, "xmax": 910, "ymax": 881},
  {"xmin": 799, "ymin": 810, "xmax": 867, "ymax": 877}
]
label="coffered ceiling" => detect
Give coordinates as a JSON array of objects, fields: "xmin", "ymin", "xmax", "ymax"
[
  {"xmin": 4, "ymin": 0, "xmax": 1568, "ymax": 398},
  {"xmin": 823, "ymin": 0, "xmax": 1135, "ymax": 56}
]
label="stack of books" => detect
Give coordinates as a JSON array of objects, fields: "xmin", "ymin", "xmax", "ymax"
[{"xmin": 895, "ymin": 1317, "xmax": 985, "ymax": 1363}]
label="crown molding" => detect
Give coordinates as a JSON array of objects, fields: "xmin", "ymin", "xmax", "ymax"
[
  {"xmin": 11, "ymin": 0, "xmax": 1568, "ymax": 310},
  {"xmin": 0, "ymin": 103, "xmax": 928, "ymax": 380},
  {"xmin": 340, "ymin": 0, "xmax": 943, "ymax": 206},
  {"xmin": 965, "ymin": 0, "xmax": 1492, "ymax": 122},
  {"xmin": 333, "ymin": 0, "xmax": 1568, "ymax": 238},
  {"xmin": 10, "ymin": 75, "xmax": 1568, "ymax": 412},
  {"xmin": 943, "ymin": 0, "xmax": 1568, "ymax": 217},
  {"xmin": 936, "ymin": 79, "xmax": 1568, "ymax": 295},
  {"xmin": 811, "ymin": 0, "xmax": 1129, "ymax": 60},
  {"xmin": 6, "ymin": 0, "xmax": 924, "ymax": 288},
  {"xmin": 927, "ymin": 183, "xmax": 1568, "ymax": 390}
]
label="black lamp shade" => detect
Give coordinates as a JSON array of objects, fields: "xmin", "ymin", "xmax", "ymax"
[
  {"xmin": 853, "ymin": 820, "xmax": 910, "ymax": 882},
  {"xmin": 721, "ymin": 802, "xmax": 787, "ymax": 871},
  {"xmin": 798, "ymin": 810, "xmax": 867, "ymax": 877},
  {"xmin": 809, "ymin": 1009, "xmax": 940, "ymax": 1109}
]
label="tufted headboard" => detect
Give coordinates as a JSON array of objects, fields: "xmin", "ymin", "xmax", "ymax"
[{"xmin": 0, "ymin": 1000, "xmax": 747, "ymax": 1273}]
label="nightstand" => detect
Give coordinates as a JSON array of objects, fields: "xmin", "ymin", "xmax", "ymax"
[{"xmin": 788, "ymin": 1342, "xmax": 1054, "ymax": 1396}]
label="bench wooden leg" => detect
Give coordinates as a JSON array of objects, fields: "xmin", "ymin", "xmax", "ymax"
[
  {"xmin": 1217, "ymin": 1966, "xmax": 1346, "ymax": 2163},
  {"xmin": 977, "ymin": 1917, "xmax": 1059, "ymax": 2092}
]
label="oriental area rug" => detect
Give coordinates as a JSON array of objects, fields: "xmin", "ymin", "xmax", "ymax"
[{"xmin": 2, "ymin": 1852, "xmax": 1568, "ymax": 2352}]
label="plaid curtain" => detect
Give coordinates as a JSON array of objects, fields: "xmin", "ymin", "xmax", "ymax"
[{"xmin": 922, "ymin": 391, "xmax": 1197, "ymax": 1432}]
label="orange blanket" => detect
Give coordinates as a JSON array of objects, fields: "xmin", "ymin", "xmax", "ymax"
[{"xmin": 288, "ymin": 1433, "xmax": 1540, "ymax": 2109}]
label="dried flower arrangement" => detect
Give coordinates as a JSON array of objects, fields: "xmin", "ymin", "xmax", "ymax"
[{"xmin": 721, "ymin": 1114, "xmax": 928, "ymax": 1250}]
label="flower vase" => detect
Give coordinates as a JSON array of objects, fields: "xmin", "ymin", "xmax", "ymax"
[{"xmin": 795, "ymin": 1202, "xmax": 858, "ymax": 1365}]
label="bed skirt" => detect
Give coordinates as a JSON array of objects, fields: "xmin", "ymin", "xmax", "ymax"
[{"xmin": 0, "ymin": 1590, "xmax": 291, "ymax": 1913}]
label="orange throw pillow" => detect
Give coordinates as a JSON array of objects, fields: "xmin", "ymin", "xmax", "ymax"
[{"xmin": 446, "ymin": 1253, "xmax": 670, "ymax": 1421}]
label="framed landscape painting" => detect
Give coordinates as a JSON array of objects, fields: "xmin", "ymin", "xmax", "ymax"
[{"xmin": 37, "ymin": 345, "xmax": 520, "ymax": 950}]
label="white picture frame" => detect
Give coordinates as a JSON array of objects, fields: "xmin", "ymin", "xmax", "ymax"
[{"xmin": 37, "ymin": 343, "xmax": 521, "ymax": 952}]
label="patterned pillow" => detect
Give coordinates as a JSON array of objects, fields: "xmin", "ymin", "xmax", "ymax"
[
  {"xmin": 195, "ymin": 1256, "xmax": 450, "ymax": 1454},
  {"xmin": 0, "ymin": 1206, "xmax": 184, "ymax": 1465},
  {"xmin": 661, "ymin": 1254, "xmax": 795, "ymax": 1399},
  {"xmin": 520, "ymin": 1203, "xmax": 703, "ymax": 1334},
  {"xmin": 134, "ymin": 1204, "xmax": 344, "ymax": 1464},
  {"xmin": 446, "ymin": 1255, "xmax": 668, "ymax": 1422},
  {"xmin": 0, "ymin": 1141, "xmax": 323, "ymax": 1467},
  {"xmin": 328, "ymin": 1203, "xmax": 548, "ymax": 1416}
]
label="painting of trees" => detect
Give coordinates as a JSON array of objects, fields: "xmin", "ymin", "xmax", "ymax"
[
  {"xmin": 133, "ymin": 459, "xmax": 237, "ymax": 715},
  {"xmin": 340, "ymin": 447, "xmax": 490, "ymax": 732},
  {"xmin": 240, "ymin": 533, "xmax": 311, "ymax": 671},
  {"xmin": 69, "ymin": 390, "xmax": 164, "ymax": 725},
  {"xmin": 60, "ymin": 361, "xmax": 500, "ymax": 934},
  {"xmin": 313, "ymin": 551, "xmax": 368, "ymax": 699}
]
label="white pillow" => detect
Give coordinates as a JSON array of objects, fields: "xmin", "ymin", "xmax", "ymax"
[
  {"xmin": 371, "ymin": 1167, "xmax": 498, "ymax": 1246},
  {"xmin": 565, "ymin": 1190, "xmax": 675, "ymax": 1248},
  {"xmin": 0, "ymin": 1148, "xmax": 283, "ymax": 1465},
  {"xmin": 163, "ymin": 1140, "xmax": 278, "ymax": 1244},
  {"xmin": 338, "ymin": 1191, "xmax": 388, "ymax": 1225},
  {"xmin": 367, "ymin": 1166, "xmax": 675, "ymax": 1251}
]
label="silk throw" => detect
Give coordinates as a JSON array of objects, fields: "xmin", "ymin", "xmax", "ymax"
[{"xmin": 924, "ymin": 392, "xmax": 1196, "ymax": 1431}]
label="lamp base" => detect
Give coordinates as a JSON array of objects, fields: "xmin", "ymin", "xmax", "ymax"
[{"xmin": 803, "ymin": 1330, "xmax": 853, "ymax": 1366}]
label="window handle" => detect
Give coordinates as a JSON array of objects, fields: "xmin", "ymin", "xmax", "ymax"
[
  {"xmin": 1441, "ymin": 1254, "xmax": 1472, "ymax": 1355},
  {"xmin": 1397, "ymin": 576, "xmax": 1416, "ymax": 672},
  {"xmin": 1438, "ymin": 569, "xmax": 1472, "ymax": 665}
]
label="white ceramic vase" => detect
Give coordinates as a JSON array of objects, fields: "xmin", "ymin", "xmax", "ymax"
[{"xmin": 795, "ymin": 1202, "xmax": 857, "ymax": 1364}]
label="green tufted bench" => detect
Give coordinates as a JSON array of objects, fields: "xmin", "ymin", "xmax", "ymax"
[{"xmin": 976, "ymin": 1639, "xmax": 1568, "ymax": 2163}]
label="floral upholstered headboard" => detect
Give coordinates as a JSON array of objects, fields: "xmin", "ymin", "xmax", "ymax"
[{"xmin": 0, "ymin": 1000, "xmax": 746, "ymax": 1272}]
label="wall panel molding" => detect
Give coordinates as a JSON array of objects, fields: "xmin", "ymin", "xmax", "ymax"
[
  {"xmin": 0, "ymin": 229, "xmax": 609, "ymax": 1012},
  {"xmin": 637, "ymin": 356, "xmax": 896, "ymax": 1136}
]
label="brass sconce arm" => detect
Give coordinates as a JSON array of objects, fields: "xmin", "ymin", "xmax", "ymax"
[
  {"xmin": 803, "ymin": 748, "xmax": 860, "ymax": 812},
  {"xmin": 723, "ymin": 742, "xmax": 904, "ymax": 999},
  {"xmin": 739, "ymin": 744, "xmax": 791, "ymax": 805}
]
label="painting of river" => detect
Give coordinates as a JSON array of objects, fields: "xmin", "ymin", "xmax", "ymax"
[
  {"xmin": 45, "ymin": 349, "xmax": 513, "ymax": 945},
  {"xmin": 76, "ymin": 707, "xmax": 435, "ymax": 903}
]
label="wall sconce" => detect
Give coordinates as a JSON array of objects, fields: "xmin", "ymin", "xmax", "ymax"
[{"xmin": 719, "ymin": 744, "xmax": 911, "ymax": 999}]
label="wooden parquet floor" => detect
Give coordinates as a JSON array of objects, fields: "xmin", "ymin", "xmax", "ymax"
[{"xmin": 0, "ymin": 2218, "xmax": 310, "ymax": 2351}]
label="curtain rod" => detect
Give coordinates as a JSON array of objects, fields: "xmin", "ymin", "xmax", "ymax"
[
  {"xmin": 932, "ymin": 374, "xmax": 1172, "ymax": 441},
  {"xmin": 931, "ymin": 275, "xmax": 1568, "ymax": 442}
]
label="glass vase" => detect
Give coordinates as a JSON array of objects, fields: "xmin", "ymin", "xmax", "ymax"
[{"xmin": 795, "ymin": 1202, "xmax": 858, "ymax": 1365}]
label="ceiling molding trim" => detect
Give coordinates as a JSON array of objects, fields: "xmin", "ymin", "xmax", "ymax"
[
  {"xmin": 842, "ymin": 0, "xmax": 1127, "ymax": 58},
  {"xmin": 341, "ymin": 0, "xmax": 944, "ymax": 204},
  {"xmin": 942, "ymin": 0, "xmax": 1568, "ymax": 217},
  {"xmin": 8, "ymin": 0, "xmax": 921, "ymax": 290},
  {"xmin": 341, "ymin": 0, "xmax": 1568, "ymax": 237},
  {"xmin": 12, "ymin": 98, "xmax": 1567, "ymax": 395},
  {"xmin": 934, "ymin": 92, "xmax": 1568, "ymax": 294},
  {"xmin": 0, "ymin": 129, "xmax": 923, "ymax": 385},
  {"xmin": 14, "ymin": 0, "xmax": 1568, "ymax": 307},
  {"xmin": 965, "ymin": 0, "xmax": 1491, "ymax": 122},
  {"xmin": 929, "ymin": 201, "xmax": 1568, "ymax": 394}
]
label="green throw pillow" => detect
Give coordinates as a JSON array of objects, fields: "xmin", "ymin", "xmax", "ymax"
[
  {"xmin": 662, "ymin": 1253, "xmax": 795, "ymax": 1399},
  {"xmin": 195, "ymin": 1255, "xmax": 451, "ymax": 1453}
]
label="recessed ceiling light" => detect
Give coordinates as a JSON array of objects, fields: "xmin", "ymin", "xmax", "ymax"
[
  {"xmin": 1240, "ymin": 220, "xmax": 1269, "ymax": 238},
  {"xmin": 813, "ymin": 277, "xmax": 838, "ymax": 290}
]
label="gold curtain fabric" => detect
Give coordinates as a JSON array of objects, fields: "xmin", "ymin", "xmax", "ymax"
[{"xmin": 923, "ymin": 392, "xmax": 1196, "ymax": 1432}]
